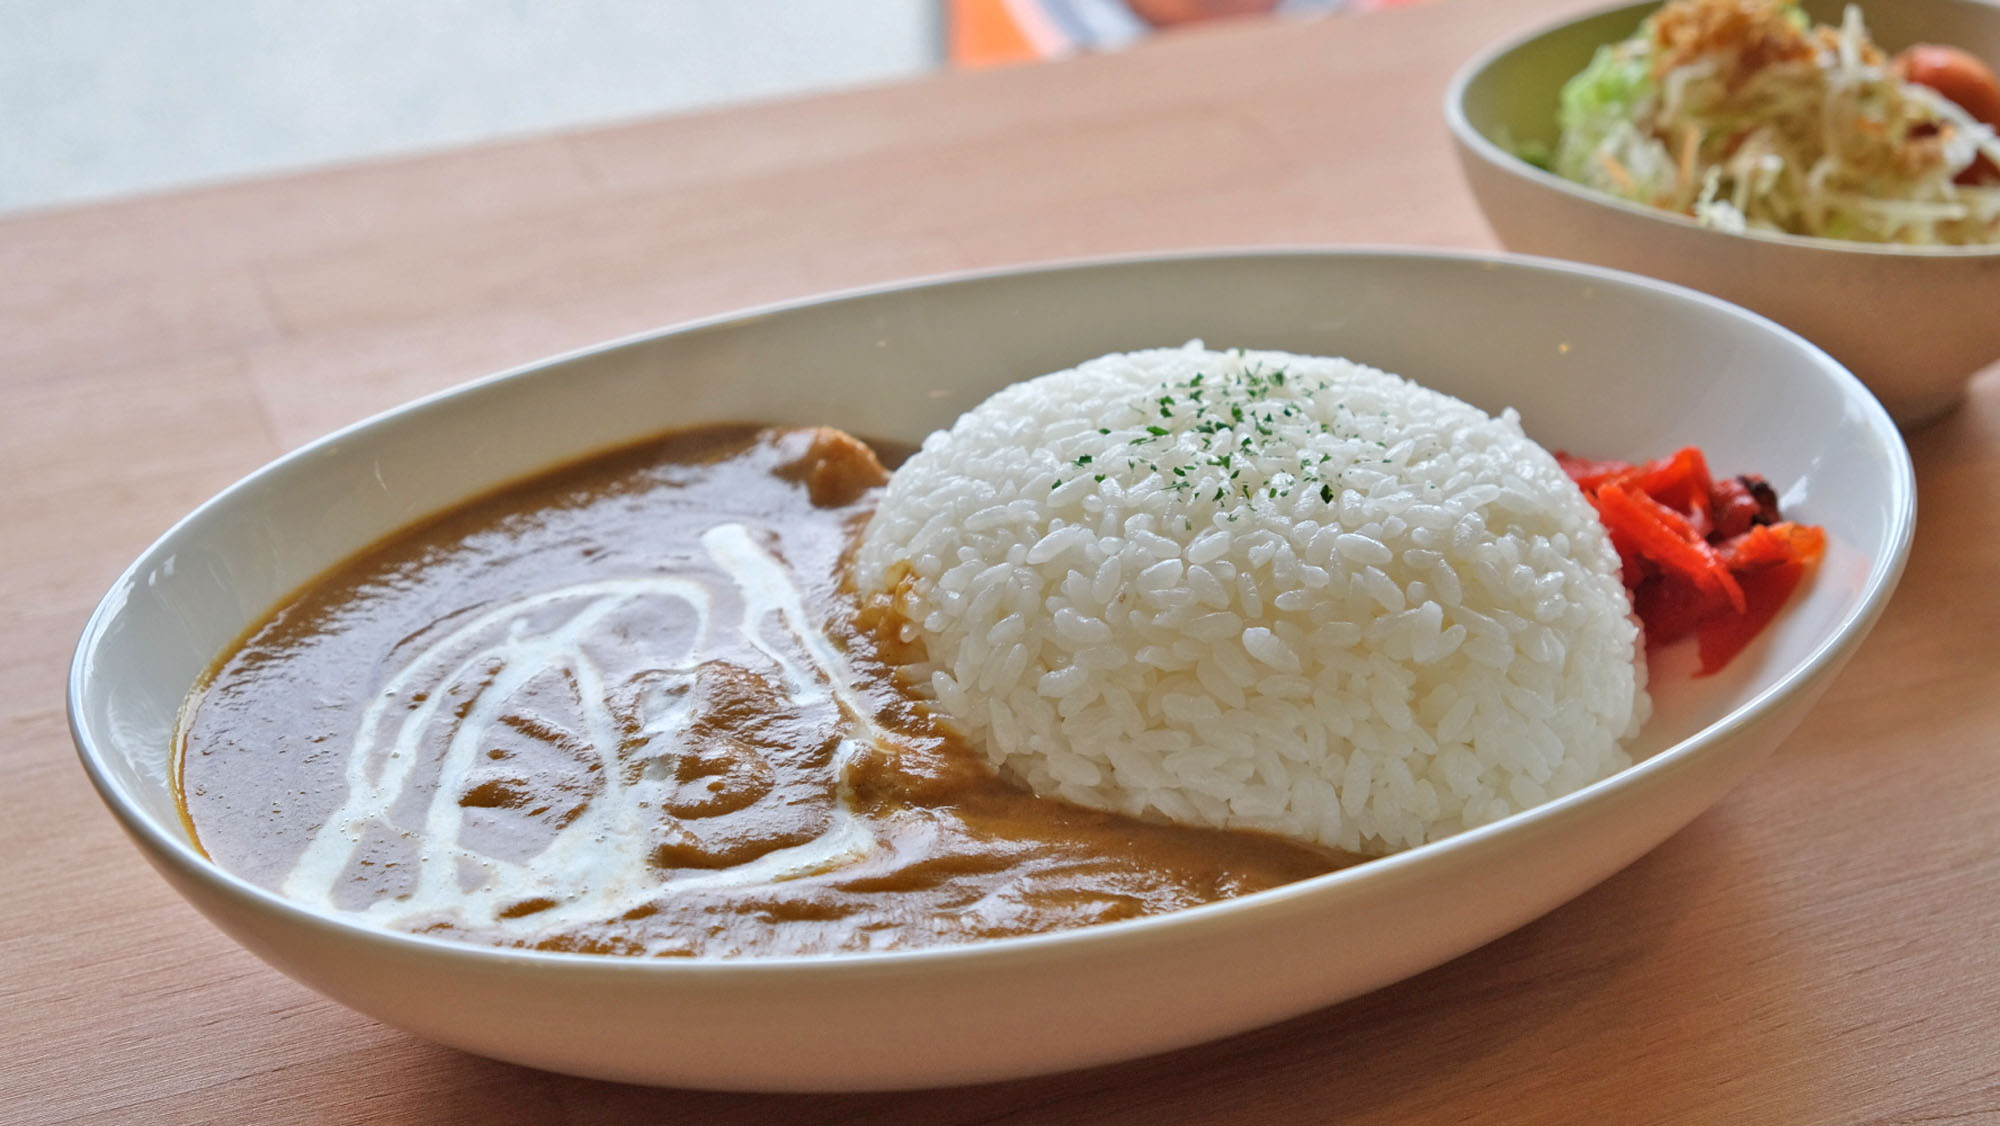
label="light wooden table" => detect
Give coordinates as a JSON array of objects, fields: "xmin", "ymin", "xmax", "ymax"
[{"xmin": 7, "ymin": 0, "xmax": 1997, "ymax": 1120}]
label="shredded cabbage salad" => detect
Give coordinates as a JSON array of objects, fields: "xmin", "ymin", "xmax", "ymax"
[{"xmin": 1553, "ymin": 0, "xmax": 2000, "ymax": 245}]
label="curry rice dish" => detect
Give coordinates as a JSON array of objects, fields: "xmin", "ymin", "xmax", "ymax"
[{"xmin": 178, "ymin": 347, "xmax": 1647, "ymax": 957}]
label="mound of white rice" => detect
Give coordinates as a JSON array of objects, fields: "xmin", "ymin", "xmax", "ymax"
[{"xmin": 853, "ymin": 345, "xmax": 1647, "ymax": 855}]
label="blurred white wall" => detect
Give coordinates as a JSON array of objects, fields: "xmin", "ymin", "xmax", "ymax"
[{"xmin": 0, "ymin": 0, "xmax": 943, "ymax": 214}]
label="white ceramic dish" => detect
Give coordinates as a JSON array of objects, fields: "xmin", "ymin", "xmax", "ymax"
[
  {"xmin": 71, "ymin": 250, "xmax": 1914, "ymax": 1091},
  {"xmin": 1446, "ymin": 0, "xmax": 2000, "ymax": 427}
]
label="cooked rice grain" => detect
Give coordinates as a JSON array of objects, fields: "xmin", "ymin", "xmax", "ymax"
[{"xmin": 854, "ymin": 345, "xmax": 1647, "ymax": 855}]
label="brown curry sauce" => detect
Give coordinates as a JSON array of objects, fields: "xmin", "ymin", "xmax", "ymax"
[{"xmin": 179, "ymin": 425, "xmax": 1349, "ymax": 957}]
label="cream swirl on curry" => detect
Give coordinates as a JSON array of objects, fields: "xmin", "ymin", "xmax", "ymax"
[{"xmin": 179, "ymin": 426, "xmax": 1342, "ymax": 957}]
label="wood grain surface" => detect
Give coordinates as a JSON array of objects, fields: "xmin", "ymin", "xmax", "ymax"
[{"xmin": 7, "ymin": 0, "xmax": 1997, "ymax": 1121}]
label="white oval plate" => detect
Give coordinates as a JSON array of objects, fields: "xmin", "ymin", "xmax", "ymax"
[{"xmin": 71, "ymin": 249, "xmax": 1914, "ymax": 1090}]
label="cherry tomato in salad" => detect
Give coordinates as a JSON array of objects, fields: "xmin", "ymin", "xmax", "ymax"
[
  {"xmin": 1898, "ymin": 44, "xmax": 2000, "ymax": 127},
  {"xmin": 1897, "ymin": 44, "xmax": 2000, "ymax": 184}
]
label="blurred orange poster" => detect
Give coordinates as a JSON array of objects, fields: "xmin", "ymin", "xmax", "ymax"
[{"xmin": 950, "ymin": 0, "xmax": 1433, "ymax": 68}]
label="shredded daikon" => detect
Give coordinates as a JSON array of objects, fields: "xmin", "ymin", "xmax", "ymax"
[{"xmin": 1550, "ymin": 0, "xmax": 2000, "ymax": 245}]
